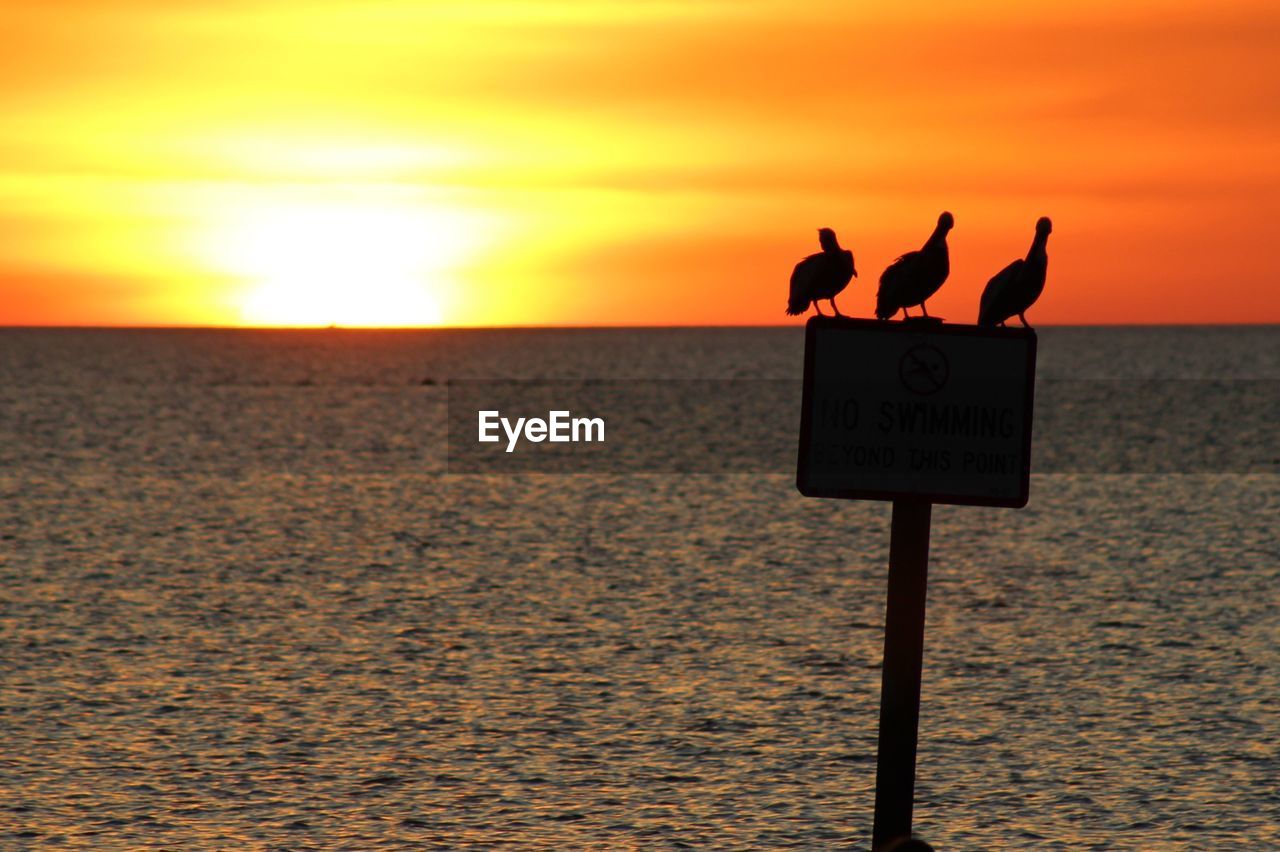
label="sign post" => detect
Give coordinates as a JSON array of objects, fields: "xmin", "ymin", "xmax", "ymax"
[
  {"xmin": 873, "ymin": 497, "xmax": 932, "ymax": 848},
  {"xmin": 796, "ymin": 316, "xmax": 1036, "ymax": 850}
]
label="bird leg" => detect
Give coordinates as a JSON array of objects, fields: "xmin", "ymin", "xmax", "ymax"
[
  {"xmin": 829, "ymin": 298, "xmax": 844, "ymax": 317},
  {"xmin": 1018, "ymin": 312, "xmax": 1030, "ymax": 328},
  {"xmin": 812, "ymin": 302, "xmax": 826, "ymax": 317},
  {"xmin": 900, "ymin": 306, "xmax": 911, "ymax": 319},
  {"xmin": 920, "ymin": 302, "xmax": 931, "ymax": 318}
]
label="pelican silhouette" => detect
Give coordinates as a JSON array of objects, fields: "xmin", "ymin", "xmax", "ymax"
[
  {"xmin": 876, "ymin": 211, "xmax": 953, "ymax": 319},
  {"xmin": 979, "ymin": 217, "xmax": 1052, "ymax": 328},
  {"xmin": 786, "ymin": 228, "xmax": 857, "ymax": 317}
]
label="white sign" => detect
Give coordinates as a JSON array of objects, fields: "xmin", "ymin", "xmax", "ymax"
[{"xmin": 797, "ymin": 317, "xmax": 1036, "ymax": 507}]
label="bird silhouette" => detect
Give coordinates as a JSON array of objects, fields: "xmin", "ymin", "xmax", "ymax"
[
  {"xmin": 876, "ymin": 211, "xmax": 953, "ymax": 319},
  {"xmin": 978, "ymin": 217, "xmax": 1052, "ymax": 328},
  {"xmin": 787, "ymin": 228, "xmax": 857, "ymax": 317}
]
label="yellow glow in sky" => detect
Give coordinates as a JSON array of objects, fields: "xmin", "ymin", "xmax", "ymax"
[{"xmin": 195, "ymin": 192, "xmax": 492, "ymax": 327}]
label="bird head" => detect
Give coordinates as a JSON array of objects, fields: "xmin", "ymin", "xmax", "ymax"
[
  {"xmin": 819, "ymin": 228, "xmax": 856, "ymax": 275},
  {"xmin": 1035, "ymin": 216, "xmax": 1053, "ymax": 236},
  {"xmin": 937, "ymin": 211, "xmax": 954, "ymax": 231}
]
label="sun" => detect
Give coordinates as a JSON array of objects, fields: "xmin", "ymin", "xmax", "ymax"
[{"xmin": 203, "ymin": 193, "xmax": 486, "ymax": 326}]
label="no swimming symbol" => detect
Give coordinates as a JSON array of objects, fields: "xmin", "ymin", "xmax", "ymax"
[{"xmin": 899, "ymin": 345, "xmax": 949, "ymax": 395}]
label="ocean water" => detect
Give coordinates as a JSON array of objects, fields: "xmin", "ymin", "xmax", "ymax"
[{"xmin": 1, "ymin": 326, "xmax": 1277, "ymax": 849}]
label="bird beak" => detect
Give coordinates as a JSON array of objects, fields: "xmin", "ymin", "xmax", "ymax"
[{"xmin": 852, "ymin": 269, "xmax": 859, "ymax": 278}]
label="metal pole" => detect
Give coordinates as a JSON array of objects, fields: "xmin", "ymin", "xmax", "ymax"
[{"xmin": 871, "ymin": 498, "xmax": 933, "ymax": 850}]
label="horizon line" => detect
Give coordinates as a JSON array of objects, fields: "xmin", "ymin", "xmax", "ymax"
[{"xmin": 2, "ymin": 321, "xmax": 1279, "ymax": 331}]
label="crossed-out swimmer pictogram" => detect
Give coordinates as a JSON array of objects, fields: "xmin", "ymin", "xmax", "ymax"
[{"xmin": 898, "ymin": 345, "xmax": 949, "ymax": 395}]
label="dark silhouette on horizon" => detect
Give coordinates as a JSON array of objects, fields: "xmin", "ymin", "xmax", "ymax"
[
  {"xmin": 979, "ymin": 216, "xmax": 1053, "ymax": 328},
  {"xmin": 787, "ymin": 227, "xmax": 857, "ymax": 316},
  {"xmin": 876, "ymin": 211, "xmax": 953, "ymax": 320}
]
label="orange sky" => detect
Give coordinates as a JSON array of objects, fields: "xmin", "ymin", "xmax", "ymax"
[{"xmin": 3, "ymin": 0, "xmax": 1279, "ymax": 326}]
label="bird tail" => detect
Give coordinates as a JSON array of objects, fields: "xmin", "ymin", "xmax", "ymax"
[
  {"xmin": 874, "ymin": 288, "xmax": 895, "ymax": 320},
  {"xmin": 785, "ymin": 296, "xmax": 809, "ymax": 316},
  {"xmin": 977, "ymin": 283, "xmax": 1002, "ymax": 326},
  {"xmin": 875, "ymin": 255, "xmax": 907, "ymax": 319}
]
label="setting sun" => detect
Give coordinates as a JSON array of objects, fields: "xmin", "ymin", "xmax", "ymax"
[{"xmin": 197, "ymin": 192, "xmax": 492, "ymax": 327}]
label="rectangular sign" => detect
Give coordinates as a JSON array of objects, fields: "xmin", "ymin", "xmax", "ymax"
[{"xmin": 797, "ymin": 316, "xmax": 1037, "ymax": 507}]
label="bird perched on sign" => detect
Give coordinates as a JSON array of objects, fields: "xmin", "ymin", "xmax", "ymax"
[
  {"xmin": 978, "ymin": 217, "xmax": 1053, "ymax": 328},
  {"xmin": 876, "ymin": 211, "xmax": 954, "ymax": 319},
  {"xmin": 786, "ymin": 228, "xmax": 857, "ymax": 317}
]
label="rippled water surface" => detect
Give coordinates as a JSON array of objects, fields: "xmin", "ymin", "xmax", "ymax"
[{"xmin": 1, "ymin": 327, "xmax": 1277, "ymax": 849}]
